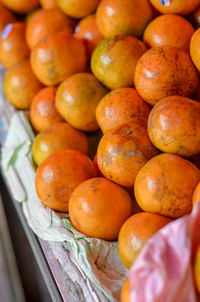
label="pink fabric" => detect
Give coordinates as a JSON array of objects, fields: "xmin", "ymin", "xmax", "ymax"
[{"xmin": 129, "ymin": 202, "xmax": 200, "ymax": 302}]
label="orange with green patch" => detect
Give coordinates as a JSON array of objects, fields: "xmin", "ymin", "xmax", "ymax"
[{"xmin": 91, "ymin": 35, "xmax": 147, "ymax": 90}]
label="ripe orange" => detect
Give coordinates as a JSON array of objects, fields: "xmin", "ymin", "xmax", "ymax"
[
  {"xmin": 96, "ymin": 0, "xmax": 153, "ymax": 38},
  {"xmin": 30, "ymin": 87, "xmax": 63, "ymax": 132},
  {"xmin": 74, "ymin": 14, "xmax": 103, "ymax": 56},
  {"xmin": 193, "ymin": 182, "xmax": 200, "ymax": 205},
  {"xmin": 134, "ymin": 153, "xmax": 200, "ymax": 218},
  {"xmin": 148, "ymin": 96, "xmax": 200, "ymax": 157},
  {"xmin": 0, "ymin": 3, "xmax": 16, "ymax": 34},
  {"xmin": 4, "ymin": 60, "xmax": 43, "ymax": 109},
  {"xmin": 32, "ymin": 122, "xmax": 89, "ymax": 165},
  {"xmin": 30, "ymin": 32, "xmax": 87, "ymax": 86},
  {"xmin": 134, "ymin": 46, "xmax": 198, "ymax": 106},
  {"xmin": 56, "ymin": 73, "xmax": 108, "ymax": 131},
  {"xmin": 190, "ymin": 28, "xmax": 200, "ymax": 71},
  {"xmin": 57, "ymin": 0, "xmax": 100, "ymax": 18},
  {"xmin": 0, "ymin": 22, "xmax": 29, "ymax": 68},
  {"xmin": 96, "ymin": 88, "xmax": 151, "ymax": 134},
  {"xmin": 2, "ymin": 0, "xmax": 39, "ymax": 14},
  {"xmin": 35, "ymin": 149, "xmax": 97, "ymax": 212},
  {"xmin": 68, "ymin": 177, "xmax": 133, "ymax": 240},
  {"xmin": 39, "ymin": 0, "xmax": 58, "ymax": 9},
  {"xmin": 149, "ymin": 0, "xmax": 199, "ymax": 15},
  {"xmin": 26, "ymin": 9, "xmax": 75, "ymax": 49},
  {"xmin": 91, "ymin": 35, "xmax": 147, "ymax": 90},
  {"xmin": 194, "ymin": 244, "xmax": 200, "ymax": 294},
  {"xmin": 143, "ymin": 14, "xmax": 194, "ymax": 52},
  {"xmin": 97, "ymin": 123, "xmax": 159, "ymax": 188},
  {"xmin": 118, "ymin": 212, "xmax": 171, "ymax": 268}
]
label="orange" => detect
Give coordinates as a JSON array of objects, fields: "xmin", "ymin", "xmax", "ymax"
[
  {"xmin": 26, "ymin": 9, "xmax": 75, "ymax": 49},
  {"xmin": 118, "ymin": 212, "xmax": 171, "ymax": 268},
  {"xmin": 39, "ymin": 0, "xmax": 58, "ymax": 9},
  {"xmin": 4, "ymin": 60, "xmax": 43, "ymax": 109},
  {"xmin": 32, "ymin": 122, "xmax": 89, "ymax": 166},
  {"xmin": 143, "ymin": 14, "xmax": 194, "ymax": 52},
  {"xmin": 56, "ymin": 73, "xmax": 108, "ymax": 131},
  {"xmin": 121, "ymin": 279, "xmax": 131, "ymax": 302},
  {"xmin": 35, "ymin": 149, "xmax": 97, "ymax": 212},
  {"xmin": 2, "ymin": 0, "xmax": 39, "ymax": 14},
  {"xmin": 96, "ymin": 88, "xmax": 151, "ymax": 134},
  {"xmin": 194, "ymin": 243, "xmax": 200, "ymax": 294},
  {"xmin": 30, "ymin": 32, "xmax": 87, "ymax": 86},
  {"xmin": 97, "ymin": 123, "xmax": 159, "ymax": 188},
  {"xmin": 190, "ymin": 28, "xmax": 200, "ymax": 71},
  {"xmin": 74, "ymin": 14, "xmax": 103, "ymax": 56},
  {"xmin": 91, "ymin": 35, "xmax": 147, "ymax": 90},
  {"xmin": 96, "ymin": 0, "xmax": 153, "ymax": 38},
  {"xmin": 134, "ymin": 46, "xmax": 198, "ymax": 106},
  {"xmin": 0, "ymin": 3, "xmax": 16, "ymax": 34},
  {"xmin": 148, "ymin": 96, "xmax": 200, "ymax": 157},
  {"xmin": 192, "ymin": 182, "xmax": 200, "ymax": 205},
  {"xmin": 57, "ymin": 0, "xmax": 100, "ymax": 19},
  {"xmin": 68, "ymin": 177, "xmax": 132, "ymax": 240},
  {"xmin": 149, "ymin": 0, "xmax": 199, "ymax": 15},
  {"xmin": 134, "ymin": 153, "xmax": 200, "ymax": 218},
  {"xmin": 30, "ymin": 87, "xmax": 63, "ymax": 132},
  {"xmin": 0, "ymin": 22, "xmax": 29, "ymax": 68}
]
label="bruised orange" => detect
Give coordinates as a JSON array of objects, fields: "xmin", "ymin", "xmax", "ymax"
[
  {"xmin": 190, "ymin": 28, "xmax": 200, "ymax": 71},
  {"xmin": 149, "ymin": 0, "xmax": 199, "ymax": 15},
  {"xmin": 118, "ymin": 212, "xmax": 171, "ymax": 268},
  {"xmin": 192, "ymin": 182, "xmax": 200, "ymax": 205},
  {"xmin": 30, "ymin": 87, "xmax": 63, "ymax": 132},
  {"xmin": 26, "ymin": 9, "xmax": 75, "ymax": 49},
  {"xmin": 121, "ymin": 279, "xmax": 131, "ymax": 302},
  {"xmin": 68, "ymin": 177, "xmax": 133, "ymax": 240},
  {"xmin": 4, "ymin": 60, "xmax": 43, "ymax": 109},
  {"xmin": 134, "ymin": 46, "xmax": 198, "ymax": 106},
  {"xmin": 134, "ymin": 153, "xmax": 200, "ymax": 218},
  {"xmin": 96, "ymin": 88, "xmax": 151, "ymax": 134},
  {"xmin": 96, "ymin": 0, "xmax": 153, "ymax": 38},
  {"xmin": 57, "ymin": 0, "xmax": 100, "ymax": 19},
  {"xmin": 39, "ymin": 0, "xmax": 58, "ymax": 9},
  {"xmin": 56, "ymin": 73, "xmax": 108, "ymax": 131},
  {"xmin": 91, "ymin": 35, "xmax": 147, "ymax": 90},
  {"xmin": 35, "ymin": 149, "xmax": 97, "ymax": 212},
  {"xmin": 30, "ymin": 32, "xmax": 87, "ymax": 86},
  {"xmin": 0, "ymin": 23, "xmax": 29, "ymax": 68},
  {"xmin": 143, "ymin": 14, "xmax": 194, "ymax": 52},
  {"xmin": 32, "ymin": 122, "xmax": 89, "ymax": 165},
  {"xmin": 148, "ymin": 96, "xmax": 200, "ymax": 157},
  {"xmin": 0, "ymin": 3, "xmax": 16, "ymax": 34},
  {"xmin": 2, "ymin": 0, "xmax": 39, "ymax": 14},
  {"xmin": 74, "ymin": 14, "xmax": 103, "ymax": 56},
  {"xmin": 97, "ymin": 123, "xmax": 159, "ymax": 188}
]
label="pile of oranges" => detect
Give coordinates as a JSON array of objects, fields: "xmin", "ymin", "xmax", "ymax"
[{"xmin": 2, "ymin": 0, "xmax": 200, "ymax": 300}]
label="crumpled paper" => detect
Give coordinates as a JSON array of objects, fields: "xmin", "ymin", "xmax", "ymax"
[
  {"xmin": 129, "ymin": 202, "xmax": 200, "ymax": 302},
  {"xmin": 1, "ymin": 111, "xmax": 128, "ymax": 302}
]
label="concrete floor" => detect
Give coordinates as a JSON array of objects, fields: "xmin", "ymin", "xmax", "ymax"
[{"xmin": 0, "ymin": 173, "xmax": 52, "ymax": 302}]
